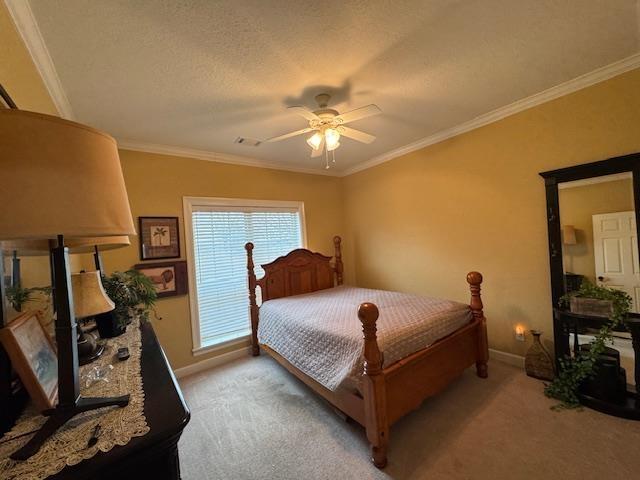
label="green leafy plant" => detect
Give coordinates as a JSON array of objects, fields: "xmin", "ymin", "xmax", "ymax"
[
  {"xmin": 544, "ymin": 281, "xmax": 632, "ymax": 408},
  {"xmin": 6, "ymin": 284, "xmax": 52, "ymax": 312},
  {"xmin": 101, "ymin": 270, "xmax": 158, "ymax": 326}
]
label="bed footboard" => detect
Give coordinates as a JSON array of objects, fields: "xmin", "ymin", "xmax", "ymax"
[{"xmin": 358, "ymin": 271, "xmax": 488, "ymax": 469}]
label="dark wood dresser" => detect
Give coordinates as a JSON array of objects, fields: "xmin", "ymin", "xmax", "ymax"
[{"xmin": 47, "ymin": 321, "xmax": 191, "ymax": 479}]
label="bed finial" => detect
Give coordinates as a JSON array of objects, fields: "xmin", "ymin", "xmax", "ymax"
[
  {"xmin": 467, "ymin": 271, "xmax": 488, "ymax": 378},
  {"xmin": 358, "ymin": 302, "xmax": 388, "ymax": 468},
  {"xmin": 359, "ymin": 302, "xmax": 381, "ymax": 374},
  {"xmin": 333, "ymin": 235, "xmax": 343, "ymax": 285},
  {"xmin": 466, "ymin": 271, "xmax": 483, "ymax": 319},
  {"xmin": 245, "ymin": 242, "xmax": 260, "ymax": 356}
]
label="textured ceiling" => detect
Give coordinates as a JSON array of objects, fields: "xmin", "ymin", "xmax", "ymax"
[{"xmin": 28, "ymin": 0, "xmax": 640, "ymax": 174}]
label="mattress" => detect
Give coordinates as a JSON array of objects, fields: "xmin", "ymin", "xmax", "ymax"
[{"xmin": 258, "ymin": 285, "xmax": 473, "ymax": 391}]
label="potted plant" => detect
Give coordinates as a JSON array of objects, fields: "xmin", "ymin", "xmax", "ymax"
[
  {"xmin": 6, "ymin": 284, "xmax": 52, "ymax": 312},
  {"xmin": 545, "ymin": 281, "xmax": 632, "ymax": 408},
  {"xmin": 96, "ymin": 270, "xmax": 158, "ymax": 338}
]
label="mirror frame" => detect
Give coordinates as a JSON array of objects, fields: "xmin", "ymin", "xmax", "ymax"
[{"xmin": 539, "ymin": 152, "xmax": 640, "ymax": 358}]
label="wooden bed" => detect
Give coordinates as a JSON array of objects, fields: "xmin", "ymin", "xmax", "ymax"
[{"xmin": 245, "ymin": 236, "xmax": 488, "ymax": 468}]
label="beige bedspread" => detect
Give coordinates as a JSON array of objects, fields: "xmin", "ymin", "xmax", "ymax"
[{"xmin": 258, "ymin": 285, "xmax": 472, "ymax": 391}]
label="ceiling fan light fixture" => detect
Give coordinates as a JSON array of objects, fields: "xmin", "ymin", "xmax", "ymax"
[
  {"xmin": 327, "ymin": 141, "xmax": 340, "ymax": 152},
  {"xmin": 324, "ymin": 128, "xmax": 340, "ymax": 150},
  {"xmin": 306, "ymin": 132, "xmax": 323, "ymax": 150}
]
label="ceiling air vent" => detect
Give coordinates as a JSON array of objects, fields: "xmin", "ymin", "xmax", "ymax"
[{"xmin": 234, "ymin": 137, "xmax": 261, "ymax": 147}]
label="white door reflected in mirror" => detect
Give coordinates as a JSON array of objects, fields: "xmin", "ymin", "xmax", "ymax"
[{"xmin": 593, "ymin": 211, "xmax": 640, "ymax": 313}]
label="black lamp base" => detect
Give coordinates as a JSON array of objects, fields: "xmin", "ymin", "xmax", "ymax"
[
  {"xmin": 77, "ymin": 330, "xmax": 104, "ymax": 366},
  {"xmin": 10, "ymin": 395, "xmax": 130, "ymax": 461}
]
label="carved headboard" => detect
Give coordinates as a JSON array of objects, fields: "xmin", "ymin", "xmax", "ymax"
[
  {"xmin": 245, "ymin": 236, "xmax": 343, "ymax": 303},
  {"xmin": 245, "ymin": 236, "xmax": 344, "ymax": 356}
]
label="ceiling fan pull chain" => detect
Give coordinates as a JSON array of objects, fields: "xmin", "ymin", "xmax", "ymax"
[
  {"xmin": 331, "ymin": 150, "xmax": 336, "ymax": 164},
  {"xmin": 325, "ymin": 147, "xmax": 330, "ymax": 169}
]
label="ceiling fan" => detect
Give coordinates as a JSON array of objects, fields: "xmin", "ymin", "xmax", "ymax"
[{"xmin": 264, "ymin": 93, "xmax": 381, "ymax": 168}]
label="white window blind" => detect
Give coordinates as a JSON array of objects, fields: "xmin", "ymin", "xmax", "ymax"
[{"xmin": 189, "ymin": 202, "xmax": 303, "ymax": 348}]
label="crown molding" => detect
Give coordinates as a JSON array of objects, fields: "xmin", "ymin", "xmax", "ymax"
[
  {"xmin": 340, "ymin": 53, "xmax": 640, "ymax": 177},
  {"xmin": 117, "ymin": 139, "xmax": 338, "ymax": 176},
  {"xmin": 4, "ymin": 0, "xmax": 75, "ymax": 119}
]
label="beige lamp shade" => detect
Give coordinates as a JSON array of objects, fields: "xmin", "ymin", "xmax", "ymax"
[
  {"xmin": 1, "ymin": 236, "xmax": 130, "ymax": 256},
  {"xmin": 1, "ymin": 239, "xmax": 51, "ymax": 256},
  {"xmin": 0, "ymin": 109, "xmax": 136, "ymax": 241},
  {"xmin": 65, "ymin": 236, "xmax": 131, "ymax": 253},
  {"xmin": 563, "ymin": 225, "xmax": 577, "ymax": 245},
  {"xmin": 71, "ymin": 270, "xmax": 115, "ymax": 319}
]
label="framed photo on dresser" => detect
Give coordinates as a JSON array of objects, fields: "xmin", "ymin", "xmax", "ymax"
[
  {"xmin": 138, "ymin": 216, "xmax": 181, "ymax": 260},
  {"xmin": 0, "ymin": 311, "xmax": 57, "ymax": 412}
]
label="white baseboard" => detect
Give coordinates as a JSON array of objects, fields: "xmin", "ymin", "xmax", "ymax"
[
  {"xmin": 173, "ymin": 347, "xmax": 251, "ymax": 379},
  {"xmin": 489, "ymin": 348, "xmax": 525, "ymax": 369}
]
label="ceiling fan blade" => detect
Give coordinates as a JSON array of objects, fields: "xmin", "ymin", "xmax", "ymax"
[
  {"xmin": 335, "ymin": 104, "xmax": 381, "ymax": 124},
  {"xmin": 288, "ymin": 106, "xmax": 320, "ymax": 121},
  {"xmin": 338, "ymin": 126, "xmax": 376, "ymax": 144},
  {"xmin": 264, "ymin": 127, "xmax": 314, "ymax": 143},
  {"xmin": 311, "ymin": 137, "xmax": 325, "ymax": 157}
]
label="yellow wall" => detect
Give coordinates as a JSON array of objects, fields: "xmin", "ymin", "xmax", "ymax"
[
  {"xmin": 100, "ymin": 150, "xmax": 344, "ymax": 369},
  {"xmin": 559, "ymin": 178, "xmax": 634, "ymax": 283},
  {"xmin": 342, "ymin": 68, "xmax": 640, "ymax": 357},
  {"xmin": 0, "ymin": 3, "xmax": 57, "ymax": 115}
]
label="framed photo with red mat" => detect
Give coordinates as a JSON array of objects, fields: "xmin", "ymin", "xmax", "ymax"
[{"xmin": 134, "ymin": 261, "xmax": 188, "ymax": 298}]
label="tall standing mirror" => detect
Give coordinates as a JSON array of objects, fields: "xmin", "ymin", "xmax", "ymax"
[{"xmin": 540, "ymin": 153, "xmax": 640, "ymax": 419}]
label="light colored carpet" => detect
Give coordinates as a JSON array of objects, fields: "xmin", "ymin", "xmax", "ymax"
[{"xmin": 178, "ymin": 356, "xmax": 640, "ymax": 479}]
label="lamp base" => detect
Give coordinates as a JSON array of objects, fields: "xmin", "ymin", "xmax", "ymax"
[
  {"xmin": 77, "ymin": 330, "xmax": 104, "ymax": 365},
  {"xmin": 10, "ymin": 394, "xmax": 130, "ymax": 461}
]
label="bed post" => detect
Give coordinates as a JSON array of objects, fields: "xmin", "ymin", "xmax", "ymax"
[
  {"xmin": 245, "ymin": 242, "xmax": 260, "ymax": 356},
  {"xmin": 467, "ymin": 271, "xmax": 488, "ymax": 378},
  {"xmin": 333, "ymin": 235, "xmax": 343, "ymax": 286},
  {"xmin": 358, "ymin": 302, "xmax": 388, "ymax": 468}
]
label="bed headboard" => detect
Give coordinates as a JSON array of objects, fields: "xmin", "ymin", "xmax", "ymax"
[
  {"xmin": 245, "ymin": 236, "xmax": 343, "ymax": 303},
  {"xmin": 245, "ymin": 236, "xmax": 344, "ymax": 356}
]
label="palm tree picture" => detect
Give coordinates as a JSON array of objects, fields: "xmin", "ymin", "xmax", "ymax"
[{"xmin": 150, "ymin": 225, "xmax": 171, "ymax": 246}]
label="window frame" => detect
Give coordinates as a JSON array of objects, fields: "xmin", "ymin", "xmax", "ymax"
[{"xmin": 183, "ymin": 196, "xmax": 307, "ymax": 356}]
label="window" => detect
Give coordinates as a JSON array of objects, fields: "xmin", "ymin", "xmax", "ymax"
[{"xmin": 184, "ymin": 197, "xmax": 305, "ymax": 353}]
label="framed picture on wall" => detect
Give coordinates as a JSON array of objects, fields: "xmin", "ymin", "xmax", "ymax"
[
  {"xmin": 139, "ymin": 216, "xmax": 180, "ymax": 260},
  {"xmin": 134, "ymin": 260, "xmax": 188, "ymax": 298},
  {"xmin": 0, "ymin": 311, "xmax": 57, "ymax": 412}
]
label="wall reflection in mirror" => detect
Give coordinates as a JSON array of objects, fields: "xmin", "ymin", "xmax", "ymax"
[{"xmin": 558, "ymin": 172, "xmax": 638, "ymax": 313}]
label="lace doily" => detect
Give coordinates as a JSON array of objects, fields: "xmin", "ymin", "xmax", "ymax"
[{"xmin": 0, "ymin": 317, "xmax": 150, "ymax": 480}]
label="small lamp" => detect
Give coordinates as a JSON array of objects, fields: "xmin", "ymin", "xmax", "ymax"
[
  {"xmin": 72, "ymin": 271, "xmax": 115, "ymax": 364},
  {"xmin": 0, "ymin": 109, "xmax": 136, "ymax": 460}
]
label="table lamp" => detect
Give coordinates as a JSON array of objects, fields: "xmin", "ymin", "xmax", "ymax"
[
  {"xmin": 72, "ymin": 271, "xmax": 115, "ymax": 364},
  {"xmin": 0, "ymin": 109, "xmax": 136, "ymax": 460}
]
